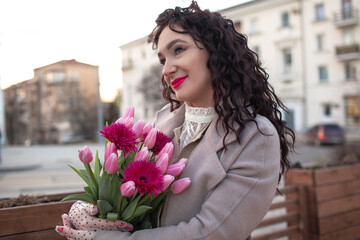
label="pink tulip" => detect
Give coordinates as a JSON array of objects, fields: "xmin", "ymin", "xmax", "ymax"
[
  {"xmin": 120, "ymin": 181, "xmax": 136, "ymax": 197},
  {"xmin": 124, "ymin": 117, "xmax": 134, "ymax": 129},
  {"xmin": 172, "ymin": 178, "xmax": 191, "ymax": 194},
  {"xmin": 156, "ymin": 153, "xmax": 169, "ymax": 175},
  {"xmin": 166, "ymin": 158, "xmax": 187, "ymax": 177},
  {"xmin": 141, "ymin": 123, "xmax": 153, "ymax": 139},
  {"xmin": 104, "ymin": 142, "xmax": 117, "ymax": 163},
  {"xmin": 78, "ymin": 146, "xmax": 93, "ymax": 163},
  {"xmin": 104, "ymin": 153, "xmax": 118, "ymax": 174},
  {"xmin": 134, "ymin": 147, "xmax": 149, "ymax": 161},
  {"xmin": 155, "ymin": 142, "xmax": 174, "ymax": 162},
  {"xmin": 132, "ymin": 120, "xmax": 146, "ymax": 138},
  {"xmin": 144, "ymin": 128, "xmax": 157, "ymax": 149},
  {"xmin": 123, "ymin": 106, "xmax": 135, "ymax": 119},
  {"xmin": 162, "ymin": 175, "xmax": 175, "ymax": 191}
]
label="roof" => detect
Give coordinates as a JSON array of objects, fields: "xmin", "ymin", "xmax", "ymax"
[{"xmin": 34, "ymin": 59, "xmax": 98, "ymax": 70}]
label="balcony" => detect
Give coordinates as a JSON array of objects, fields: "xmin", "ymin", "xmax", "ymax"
[
  {"xmin": 335, "ymin": 43, "xmax": 360, "ymax": 61},
  {"xmin": 333, "ymin": 8, "xmax": 359, "ymax": 27}
]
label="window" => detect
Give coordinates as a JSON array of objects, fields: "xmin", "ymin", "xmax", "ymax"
[
  {"xmin": 250, "ymin": 18, "xmax": 258, "ymax": 34},
  {"xmin": 234, "ymin": 21, "xmax": 242, "ymax": 33},
  {"xmin": 281, "ymin": 12, "xmax": 290, "ymax": 27},
  {"xmin": 342, "ymin": 28, "xmax": 354, "ymax": 46},
  {"xmin": 323, "ymin": 104, "xmax": 332, "ymax": 116},
  {"xmin": 282, "ymin": 48, "xmax": 292, "ymax": 73},
  {"xmin": 315, "ymin": 4, "xmax": 325, "ymax": 21},
  {"xmin": 345, "ymin": 96, "xmax": 360, "ymax": 125},
  {"xmin": 318, "ymin": 66, "xmax": 328, "ymax": 82},
  {"xmin": 47, "ymin": 70, "xmax": 65, "ymax": 83},
  {"xmin": 68, "ymin": 71, "xmax": 79, "ymax": 82},
  {"xmin": 344, "ymin": 62, "xmax": 356, "ymax": 81},
  {"xmin": 316, "ymin": 34, "xmax": 324, "ymax": 51},
  {"xmin": 253, "ymin": 46, "xmax": 260, "ymax": 56}
]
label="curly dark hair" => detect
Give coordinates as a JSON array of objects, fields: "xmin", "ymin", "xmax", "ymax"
[{"xmin": 147, "ymin": 1, "xmax": 295, "ymax": 179}]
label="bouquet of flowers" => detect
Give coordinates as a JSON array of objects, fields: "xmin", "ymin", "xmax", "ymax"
[{"xmin": 62, "ymin": 106, "xmax": 190, "ymax": 231}]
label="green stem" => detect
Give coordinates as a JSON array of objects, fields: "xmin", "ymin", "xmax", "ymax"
[
  {"xmin": 138, "ymin": 194, "xmax": 150, "ymax": 206},
  {"xmin": 85, "ymin": 163, "xmax": 99, "ymax": 197},
  {"xmin": 118, "ymin": 195, "xmax": 124, "ymax": 217}
]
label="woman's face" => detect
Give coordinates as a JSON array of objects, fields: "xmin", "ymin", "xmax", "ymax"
[{"xmin": 157, "ymin": 25, "xmax": 214, "ymax": 107}]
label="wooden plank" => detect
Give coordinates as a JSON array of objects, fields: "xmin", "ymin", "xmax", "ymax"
[
  {"xmin": 270, "ymin": 198, "xmax": 297, "ymax": 210},
  {"xmin": 314, "ymin": 164, "xmax": 360, "ymax": 186},
  {"xmin": 276, "ymin": 185, "xmax": 298, "ymax": 195},
  {"xmin": 318, "ymin": 209, "xmax": 360, "ymax": 235},
  {"xmin": 0, "ymin": 228, "xmax": 64, "ymax": 240},
  {"xmin": 315, "ymin": 179, "xmax": 360, "ymax": 202},
  {"xmin": 257, "ymin": 212, "xmax": 299, "ymax": 228},
  {"xmin": 317, "ymin": 194, "xmax": 360, "ymax": 218},
  {"xmin": 0, "ymin": 201, "xmax": 74, "ymax": 237},
  {"xmin": 319, "ymin": 224, "xmax": 360, "ymax": 240},
  {"xmin": 252, "ymin": 225, "xmax": 300, "ymax": 240},
  {"xmin": 285, "ymin": 169, "xmax": 314, "ymax": 186}
]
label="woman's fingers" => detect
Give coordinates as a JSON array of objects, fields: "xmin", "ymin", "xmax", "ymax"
[{"xmin": 55, "ymin": 226, "xmax": 96, "ymax": 240}]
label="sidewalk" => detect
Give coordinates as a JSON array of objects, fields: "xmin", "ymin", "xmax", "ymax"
[{"xmin": 0, "ymin": 143, "xmax": 104, "ymax": 198}]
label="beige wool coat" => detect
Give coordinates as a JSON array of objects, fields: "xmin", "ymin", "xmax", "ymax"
[{"xmin": 96, "ymin": 104, "xmax": 280, "ymax": 240}]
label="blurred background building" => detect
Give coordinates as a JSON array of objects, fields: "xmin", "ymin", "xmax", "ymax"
[
  {"xmin": 4, "ymin": 59, "xmax": 101, "ymax": 145},
  {"xmin": 120, "ymin": 0, "xmax": 360, "ymax": 133}
]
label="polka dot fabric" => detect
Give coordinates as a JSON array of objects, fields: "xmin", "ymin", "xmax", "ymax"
[{"xmin": 55, "ymin": 201, "xmax": 133, "ymax": 240}]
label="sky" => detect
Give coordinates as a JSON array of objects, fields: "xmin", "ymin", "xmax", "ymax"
[{"xmin": 0, "ymin": 0, "xmax": 249, "ymax": 101}]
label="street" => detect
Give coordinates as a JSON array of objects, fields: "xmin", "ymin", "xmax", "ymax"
[{"xmin": 0, "ymin": 139, "xmax": 355, "ymax": 198}]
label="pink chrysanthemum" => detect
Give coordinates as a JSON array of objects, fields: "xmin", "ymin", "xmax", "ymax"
[
  {"xmin": 122, "ymin": 161, "xmax": 164, "ymax": 198},
  {"xmin": 99, "ymin": 123, "xmax": 138, "ymax": 156},
  {"xmin": 143, "ymin": 131, "xmax": 172, "ymax": 155}
]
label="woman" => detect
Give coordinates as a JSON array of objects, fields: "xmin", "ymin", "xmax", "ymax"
[{"xmin": 56, "ymin": 1, "xmax": 295, "ymax": 239}]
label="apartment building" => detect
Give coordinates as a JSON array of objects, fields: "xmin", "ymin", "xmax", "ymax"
[
  {"xmin": 120, "ymin": 0, "xmax": 360, "ymax": 132},
  {"xmin": 4, "ymin": 59, "xmax": 101, "ymax": 144}
]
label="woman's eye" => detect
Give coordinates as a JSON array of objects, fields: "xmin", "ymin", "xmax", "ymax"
[{"xmin": 174, "ymin": 47, "xmax": 184, "ymax": 55}]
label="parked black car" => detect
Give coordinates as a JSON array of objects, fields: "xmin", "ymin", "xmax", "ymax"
[{"xmin": 304, "ymin": 123, "xmax": 345, "ymax": 145}]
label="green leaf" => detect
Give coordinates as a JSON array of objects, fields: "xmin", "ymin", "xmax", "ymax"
[
  {"xmin": 61, "ymin": 193, "xmax": 96, "ymax": 204},
  {"xmin": 84, "ymin": 186, "xmax": 93, "ymax": 195},
  {"xmin": 140, "ymin": 218, "xmax": 153, "ymax": 229},
  {"xmin": 121, "ymin": 195, "xmax": 141, "ymax": 221},
  {"xmin": 121, "ymin": 198, "xmax": 128, "ymax": 212},
  {"xmin": 107, "ymin": 212, "xmax": 119, "ymax": 221},
  {"xmin": 127, "ymin": 205, "xmax": 152, "ymax": 222},
  {"xmin": 99, "ymin": 172, "xmax": 111, "ymax": 202},
  {"xmin": 69, "ymin": 164, "xmax": 92, "ymax": 186},
  {"xmin": 97, "ymin": 200, "xmax": 113, "ymax": 219},
  {"xmin": 94, "ymin": 150, "xmax": 102, "ymax": 183}
]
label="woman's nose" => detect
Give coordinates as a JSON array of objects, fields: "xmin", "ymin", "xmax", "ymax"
[{"xmin": 162, "ymin": 60, "xmax": 177, "ymax": 78}]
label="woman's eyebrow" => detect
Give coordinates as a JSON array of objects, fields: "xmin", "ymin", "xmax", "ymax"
[{"xmin": 158, "ymin": 39, "xmax": 188, "ymax": 57}]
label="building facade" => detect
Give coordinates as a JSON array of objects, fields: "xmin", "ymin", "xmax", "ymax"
[
  {"xmin": 4, "ymin": 59, "xmax": 100, "ymax": 145},
  {"xmin": 120, "ymin": 0, "xmax": 360, "ymax": 132}
]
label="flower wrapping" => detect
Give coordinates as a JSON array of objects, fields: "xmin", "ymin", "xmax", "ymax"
[{"xmin": 62, "ymin": 106, "xmax": 191, "ymax": 231}]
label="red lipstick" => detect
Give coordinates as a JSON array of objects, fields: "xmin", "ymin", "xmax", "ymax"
[{"xmin": 172, "ymin": 76, "xmax": 187, "ymax": 89}]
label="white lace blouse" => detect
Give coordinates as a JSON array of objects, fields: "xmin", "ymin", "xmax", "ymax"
[{"xmin": 179, "ymin": 104, "xmax": 217, "ymax": 150}]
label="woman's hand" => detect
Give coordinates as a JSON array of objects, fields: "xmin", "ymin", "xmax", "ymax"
[{"xmin": 55, "ymin": 201, "xmax": 133, "ymax": 240}]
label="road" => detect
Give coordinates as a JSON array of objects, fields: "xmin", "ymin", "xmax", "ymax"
[{"xmin": 0, "ymin": 139, "xmax": 356, "ymax": 198}]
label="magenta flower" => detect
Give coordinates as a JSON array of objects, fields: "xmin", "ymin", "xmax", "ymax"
[
  {"xmin": 144, "ymin": 128, "xmax": 157, "ymax": 149},
  {"xmin": 132, "ymin": 120, "xmax": 146, "ymax": 139},
  {"xmin": 78, "ymin": 146, "xmax": 93, "ymax": 163},
  {"xmin": 99, "ymin": 123, "xmax": 138, "ymax": 156},
  {"xmin": 120, "ymin": 181, "xmax": 136, "ymax": 197},
  {"xmin": 166, "ymin": 158, "xmax": 187, "ymax": 177},
  {"xmin": 143, "ymin": 130, "xmax": 172, "ymax": 155},
  {"xmin": 104, "ymin": 153, "xmax": 118, "ymax": 174},
  {"xmin": 156, "ymin": 153, "xmax": 169, "ymax": 175},
  {"xmin": 155, "ymin": 142, "xmax": 174, "ymax": 162},
  {"xmin": 104, "ymin": 142, "xmax": 117, "ymax": 163},
  {"xmin": 162, "ymin": 174, "xmax": 175, "ymax": 192},
  {"xmin": 122, "ymin": 161, "xmax": 164, "ymax": 198},
  {"xmin": 172, "ymin": 178, "xmax": 191, "ymax": 194}
]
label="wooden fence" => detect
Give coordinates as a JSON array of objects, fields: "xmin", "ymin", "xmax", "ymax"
[{"xmin": 252, "ymin": 185, "xmax": 308, "ymax": 240}]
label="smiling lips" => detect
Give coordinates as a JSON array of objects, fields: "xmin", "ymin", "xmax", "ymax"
[{"xmin": 171, "ymin": 76, "xmax": 187, "ymax": 89}]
